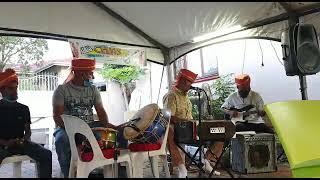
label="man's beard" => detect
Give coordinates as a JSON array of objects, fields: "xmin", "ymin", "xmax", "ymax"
[
  {"xmin": 3, "ymin": 95, "xmax": 18, "ymax": 102},
  {"xmin": 239, "ymin": 90, "xmax": 250, "ymax": 98}
]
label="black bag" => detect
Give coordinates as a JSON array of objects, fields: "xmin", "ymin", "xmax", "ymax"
[{"xmin": 174, "ymin": 121, "xmax": 195, "ymax": 144}]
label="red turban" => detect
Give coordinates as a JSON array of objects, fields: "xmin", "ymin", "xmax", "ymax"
[
  {"xmin": 0, "ymin": 68, "xmax": 18, "ymax": 88},
  {"xmin": 235, "ymin": 74, "xmax": 250, "ymax": 88},
  {"xmin": 176, "ymin": 69, "xmax": 198, "ymax": 83},
  {"xmin": 63, "ymin": 58, "xmax": 96, "ymax": 84},
  {"xmin": 71, "ymin": 58, "xmax": 96, "ymax": 71}
]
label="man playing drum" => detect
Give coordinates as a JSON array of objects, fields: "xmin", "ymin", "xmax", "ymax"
[
  {"xmin": 52, "ymin": 58, "xmax": 127, "ymax": 177},
  {"xmin": 163, "ymin": 69, "xmax": 224, "ymax": 178}
]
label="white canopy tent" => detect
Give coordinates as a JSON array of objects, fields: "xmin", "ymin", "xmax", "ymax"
[
  {"xmin": 1, "ymin": 2, "xmax": 320, "ymax": 175},
  {"xmin": 0, "ymin": 2, "xmax": 319, "ymax": 82}
]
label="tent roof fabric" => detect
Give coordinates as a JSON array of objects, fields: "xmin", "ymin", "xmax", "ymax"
[
  {"xmin": 104, "ymin": 2, "xmax": 284, "ymax": 47},
  {"xmin": 0, "ymin": 2, "xmax": 319, "ymax": 64}
]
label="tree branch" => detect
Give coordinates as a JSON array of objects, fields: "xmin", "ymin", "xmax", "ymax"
[
  {"xmin": 3, "ymin": 42, "xmax": 33, "ymax": 64},
  {"xmin": 1, "ymin": 43, "xmax": 5, "ymax": 64},
  {"xmin": 2, "ymin": 38, "xmax": 22, "ymax": 64}
]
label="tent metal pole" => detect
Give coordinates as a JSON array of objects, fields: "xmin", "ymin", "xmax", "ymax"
[
  {"xmin": 166, "ymin": 64, "xmax": 172, "ymax": 91},
  {"xmin": 297, "ymin": 16, "xmax": 308, "ymax": 100},
  {"xmin": 299, "ymin": 75, "xmax": 308, "ymax": 100},
  {"xmin": 278, "ymin": 2, "xmax": 293, "ymax": 13},
  {"xmin": 93, "ymin": 2, "xmax": 168, "ymax": 52},
  {"xmin": 162, "ymin": 49, "xmax": 173, "ymax": 92},
  {"xmin": 170, "ymin": 36, "xmax": 280, "ymax": 65}
]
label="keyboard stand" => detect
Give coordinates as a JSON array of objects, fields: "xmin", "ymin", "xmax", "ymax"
[{"xmin": 176, "ymin": 140, "xmax": 234, "ymax": 178}]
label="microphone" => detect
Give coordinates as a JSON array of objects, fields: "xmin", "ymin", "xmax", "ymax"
[
  {"xmin": 190, "ymin": 86, "xmax": 203, "ymax": 91},
  {"xmin": 190, "ymin": 86, "xmax": 213, "ymax": 117}
]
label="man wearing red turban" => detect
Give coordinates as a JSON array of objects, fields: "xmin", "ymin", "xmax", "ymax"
[
  {"xmin": 0, "ymin": 68, "xmax": 52, "ymax": 178},
  {"xmin": 52, "ymin": 58, "xmax": 120, "ymax": 177},
  {"xmin": 0, "ymin": 68, "xmax": 18, "ymax": 90},
  {"xmin": 221, "ymin": 74, "xmax": 273, "ymax": 133},
  {"xmin": 163, "ymin": 69, "xmax": 222, "ymax": 177}
]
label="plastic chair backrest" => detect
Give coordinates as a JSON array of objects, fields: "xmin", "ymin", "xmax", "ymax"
[
  {"xmin": 265, "ymin": 100, "xmax": 320, "ymax": 178},
  {"xmin": 61, "ymin": 114, "xmax": 105, "ymax": 161}
]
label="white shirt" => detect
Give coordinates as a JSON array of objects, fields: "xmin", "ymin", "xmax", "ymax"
[{"xmin": 221, "ymin": 90, "xmax": 265, "ymax": 124}]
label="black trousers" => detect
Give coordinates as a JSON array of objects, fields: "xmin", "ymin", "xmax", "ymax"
[
  {"xmin": 0, "ymin": 141, "xmax": 52, "ymax": 178},
  {"xmin": 235, "ymin": 122, "xmax": 274, "ymax": 134}
]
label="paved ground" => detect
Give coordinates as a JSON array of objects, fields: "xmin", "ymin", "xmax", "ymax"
[{"xmin": 0, "ymin": 145, "xmax": 291, "ymax": 178}]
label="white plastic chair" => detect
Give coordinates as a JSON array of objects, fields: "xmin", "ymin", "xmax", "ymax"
[
  {"xmin": 1, "ymin": 155, "xmax": 38, "ymax": 178},
  {"xmin": 61, "ymin": 114, "xmax": 132, "ymax": 178},
  {"xmin": 129, "ymin": 109, "xmax": 171, "ymax": 178}
]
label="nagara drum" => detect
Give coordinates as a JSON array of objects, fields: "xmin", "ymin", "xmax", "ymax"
[{"xmin": 91, "ymin": 127, "xmax": 118, "ymax": 149}]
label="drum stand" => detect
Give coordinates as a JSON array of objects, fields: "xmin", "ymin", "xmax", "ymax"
[{"xmin": 113, "ymin": 131, "xmax": 119, "ymax": 177}]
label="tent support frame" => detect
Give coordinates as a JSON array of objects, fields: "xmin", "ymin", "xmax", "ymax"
[
  {"xmin": 92, "ymin": 2, "xmax": 168, "ymax": 52},
  {"xmin": 173, "ymin": 3, "xmax": 320, "ymax": 50}
]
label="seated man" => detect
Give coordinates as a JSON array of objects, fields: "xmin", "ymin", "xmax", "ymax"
[
  {"xmin": 0, "ymin": 69, "xmax": 52, "ymax": 178},
  {"xmin": 163, "ymin": 69, "xmax": 223, "ymax": 178},
  {"xmin": 221, "ymin": 74, "xmax": 273, "ymax": 134},
  {"xmin": 52, "ymin": 58, "xmax": 126, "ymax": 177}
]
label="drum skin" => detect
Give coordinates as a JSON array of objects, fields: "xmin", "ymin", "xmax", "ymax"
[
  {"xmin": 123, "ymin": 103, "xmax": 160, "ymax": 140},
  {"xmin": 133, "ymin": 114, "xmax": 167, "ymax": 143}
]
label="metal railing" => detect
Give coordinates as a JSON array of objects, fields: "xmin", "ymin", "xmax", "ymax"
[{"xmin": 18, "ymin": 73, "xmax": 59, "ymax": 91}]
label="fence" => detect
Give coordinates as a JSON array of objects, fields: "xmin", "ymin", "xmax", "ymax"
[{"xmin": 18, "ymin": 72, "xmax": 59, "ymax": 91}]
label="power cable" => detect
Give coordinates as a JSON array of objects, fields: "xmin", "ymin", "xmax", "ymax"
[
  {"xmin": 257, "ymin": 39, "xmax": 264, "ymax": 67},
  {"xmin": 241, "ymin": 40, "xmax": 247, "ymax": 74},
  {"xmin": 269, "ymin": 40, "xmax": 284, "ymax": 66}
]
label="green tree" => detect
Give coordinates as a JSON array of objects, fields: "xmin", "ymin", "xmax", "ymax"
[
  {"xmin": 210, "ymin": 73, "xmax": 236, "ymax": 119},
  {"xmin": 100, "ymin": 64, "xmax": 144, "ymax": 85},
  {"xmin": 0, "ymin": 36, "xmax": 48, "ymax": 71},
  {"xmin": 99, "ymin": 64, "xmax": 145, "ymax": 109}
]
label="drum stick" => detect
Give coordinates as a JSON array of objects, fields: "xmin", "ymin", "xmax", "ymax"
[{"xmin": 117, "ymin": 117, "xmax": 141, "ymax": 128}]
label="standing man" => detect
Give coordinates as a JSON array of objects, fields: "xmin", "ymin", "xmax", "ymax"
[
  {"xmin": 52, "ymin": 58, "xmax": 120, "ymax": 177},
  {"xmin": 163, "ymin": 69, "xmax": 223, "ymax": 178},
  {"xmin": 221, "ymin": 74, "xmax": 273, "ymax": 133},
  {"xmin": 0, "ymin": 68, "xmax": 52, "ymax": 178}
]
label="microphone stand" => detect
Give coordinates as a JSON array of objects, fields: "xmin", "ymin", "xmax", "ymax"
[
  {"xmin": 192, "ymin": 87, "xmax": 212, "ymax": 177},
  {"xmin": 194, "ymin": 88, "xmax": 204, "ymax": 177},
  {"xmin": 202, "ymin": 89, "xmax": 213, "ymax": 118}
]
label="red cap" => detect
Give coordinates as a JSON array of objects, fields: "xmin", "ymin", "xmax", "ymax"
[
  {"xmin": 177, "ymin": 69, "xmax": 198, "ymax": 83},
  {"xmin": 71, "ymin": 58, "xmax": 96, "ymax": 71},
  {"xmin": 0, "ymin": 69, "xmax": 18, "ymax": 88},
  {"xmin": 235, "ymin": 74, "xmax": 250, "ymax": 88}
]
